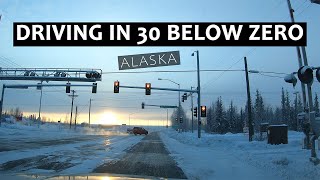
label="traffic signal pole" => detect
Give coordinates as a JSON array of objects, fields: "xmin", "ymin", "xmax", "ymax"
[
  {"xmin": 191, "ymin": 87, "xmax": 194, "ymax": 133},
  {"xmin": 195, "ymin": 50, "xmax": 201, "ymax": 138}
]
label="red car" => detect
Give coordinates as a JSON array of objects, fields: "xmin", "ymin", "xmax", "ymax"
[{"xmin": 132, "ymin": 127, "xmax": 148, "ymax": 135}]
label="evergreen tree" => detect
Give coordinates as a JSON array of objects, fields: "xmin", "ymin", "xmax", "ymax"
[
  {"xmin": 281, "ymin": 88, "xmax": 286, "ymax": 124},
  {"xmin": 206, "ymin": 106, "xmax": 214, "ymax": 132},
  {"xmin": 227, "ymin": 101, "xmax": 237, "ymax": 133},
  {"xmin": 215, "ymin": 97, "xmax": 228, "ymax": 134},
  {"xmin": 254, "ymin": 89, "xmax": 265, "ymax": 131}
]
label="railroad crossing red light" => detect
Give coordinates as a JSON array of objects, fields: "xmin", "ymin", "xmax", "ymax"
[
  {"xmin": 145, "ymin": 83, "xmax": 151, "ymax": 95},
  {"xmin": 114, "ymin": 81, "xmax": 119, "ymax": 93}
]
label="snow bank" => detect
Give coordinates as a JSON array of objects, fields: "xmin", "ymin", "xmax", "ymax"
[{"xmin": 161, "ymin": 129, "xmax": 320, "ymax": 180}]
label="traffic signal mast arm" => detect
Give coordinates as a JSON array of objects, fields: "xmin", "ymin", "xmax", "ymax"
[
  {"xmin": 141, "ymin": 103, "xmax": 178, "ymax": 109},
  {"xmin": 119, "ymin": 85, "xmax": 198, "ymax": 93},
  {"xmin": 3, "ymin": 83, "xmax": 96, "ymax": 88}
]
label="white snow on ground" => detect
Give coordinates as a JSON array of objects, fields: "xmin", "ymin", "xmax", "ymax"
[
  {"xmin": 0, "ymin": 120, "xmax": 144, "ymax": 176},
  {"xmin": 160, "ymin": 129, "xmax": 320, "ymax": 180}
]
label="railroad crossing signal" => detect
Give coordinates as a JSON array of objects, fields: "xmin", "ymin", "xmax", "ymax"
[
  {"xmin": 193, "ymin": 107, "xmax": 197, "ymax": 117},
  {"xmin": 145, "ymin": 83, "xmax": 151, "ymax": 95},
  {"xmin": 201, "ymin": 106, "xmax": 206, "ymax": 117},
  {"xmin": 298, "ymin": 66, "xmax": 314, "ymax": 84},
  {"xmin": 66, "ymin": 83, "xmax": 71, "ymax": 93},
  {"xmin": 114, "ymin": 81, "xmax": 119, "ymax": 93},
  {"xmin": 142, "ymin": 102, "xmax": 145, "ymax": 109},
  {"xmin": 92, "ymin": 83, "xmax": 97, "ymax": 93}
]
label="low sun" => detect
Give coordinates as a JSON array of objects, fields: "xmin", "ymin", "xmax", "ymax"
[{"xmin": 98, "ymin": 112, "xmax": 118, "ymax": 125}]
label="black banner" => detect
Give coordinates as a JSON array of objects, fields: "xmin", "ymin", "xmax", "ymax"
[{"xmin": 13, "ymin": 22, "xmax": 307, "ymax": 46}]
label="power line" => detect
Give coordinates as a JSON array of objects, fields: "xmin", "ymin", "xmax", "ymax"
[{"xmin": 102, "ymin": 69, "xmax": 244, "ymax": 74}]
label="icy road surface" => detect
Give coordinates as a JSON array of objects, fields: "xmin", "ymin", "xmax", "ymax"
[
  {"xmin": 0, "ymin": 123, "xmax": 143, "ymax": 176},
  {"xmin": 94, "ymin": 132, "xmax": 187, "ymax": 179}
]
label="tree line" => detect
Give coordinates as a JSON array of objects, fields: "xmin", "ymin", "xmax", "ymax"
[{"xmin": 171, "ymin": 88, "xmax": 320, "ymax": 134}]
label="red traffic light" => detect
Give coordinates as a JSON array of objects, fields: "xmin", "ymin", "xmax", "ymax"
[
  {"xmin": 145, "ymin": 83, "xmax": 151, "ymax": 95},
  {"xmin": 201, "ymin": 106, "xmax": 206, "ymax": 117},
  {"xmin": 114, "ymin": 81, "xmax": 119, "ymax": 93}
]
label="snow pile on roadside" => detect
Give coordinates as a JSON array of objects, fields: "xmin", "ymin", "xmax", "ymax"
[{"xmin": 161, "ymin": 129, "xmax": 320, "ymax": 180}]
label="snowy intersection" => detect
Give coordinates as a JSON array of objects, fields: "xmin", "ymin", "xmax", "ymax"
[{"xmin": 1, "ymin": 122, "xmax": 320, "ymax": 180}]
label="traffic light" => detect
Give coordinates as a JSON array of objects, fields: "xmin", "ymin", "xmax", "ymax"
[
  {"xmin": 37, "ymin": 83, "xmax": 42, "ymax": 90},
  {"xmin": 179, "ymin": 117, "xmax": 183, "ymax": 123},
  {"xmin": 66, "ymin": 83, "xmax": 71, "ymax": 93},
  {"xmin": 193, "ymin": 107, "xmax": 197, "ymax": 117},
  {"xmin": 182, "ymin": 93, "xmax": 187, "ymax": 102},
  {"xmin": 298, "ymin": 66, "xmax": 313, "ymax": 84},
  {"xmin": 92, "ymin": 83, "xmax": 97, "ymax": 93},
  {"xmin": 114, "ymin": 81, "xmax": 119, "ymax": 93},
  {"xmin": 316, "ymin": 69, "xmax": 320, "ymax": 82},
  {"xmin": 145, "ymin": 83, "xmax": 151, "ymax": 95},
  {"xmin": 142, "ymin": 102, "xmax": 145, "ymax": 109},
  {"xmin": 175, "ymin": 118, "xmax": 178, "ymax": 122},
  {"xmin": 201, "ymin": 106, "xmax": 206, "ymax": 117}
]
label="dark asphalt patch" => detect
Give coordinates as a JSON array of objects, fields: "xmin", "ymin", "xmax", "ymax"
[{"xmin": 93, "ymin": 132, "xmax": 187, "ymax": 179}]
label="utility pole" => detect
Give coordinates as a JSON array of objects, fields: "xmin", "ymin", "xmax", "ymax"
[
  {"xmin": 74, "ymin": 106, "xmax": 78, "ymax": 130},
  {"xmin": 38, "ymin": 82, "xmax": 43, "ymax": 128},
  {"xmin": 89, "ymin": 98, "xmax": 92, "ymax": 128},
  {"xmin": 0, "ymin": 85, "xmax": 5, "ymax": 127},
  {"xmin": 68, "ymin": 90, "xmax": 78, "ymax": 129},
  {"xmin": 244, "ymin": 57, "xmax": 254, "ymax": 141},
  {"xmin": 191, "ymin": 86, "xmax": 194, "ymax": 133},
  {"xmin": 178, "ymin": 84, "xmax": 181, "ymax": 132},
  {"xmin": 167, "ymin": 108, "xmax": 169, "ymax": 128}
]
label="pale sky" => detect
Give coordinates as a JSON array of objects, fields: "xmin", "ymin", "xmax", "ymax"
[{"xmin": 0, "ymin": 0, "xmax": 319, "ymax": 125}]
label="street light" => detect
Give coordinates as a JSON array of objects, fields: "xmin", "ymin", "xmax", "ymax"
[
  {"xmin": 191, "ymin": 50, "xmax": 201, "ymax": 138},
  {"xmin": 158, "ymin": 78, "xmax": 181, "ymax": 131}
]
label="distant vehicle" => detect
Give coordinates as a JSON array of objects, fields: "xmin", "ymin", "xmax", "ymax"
[
  {"xmin": 127, "ymin": 128, "xmax": 133, "ymax": 134},
  {"xmin": 132, "ymin": 127, "xmax": 148, "ymax": 135}
]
